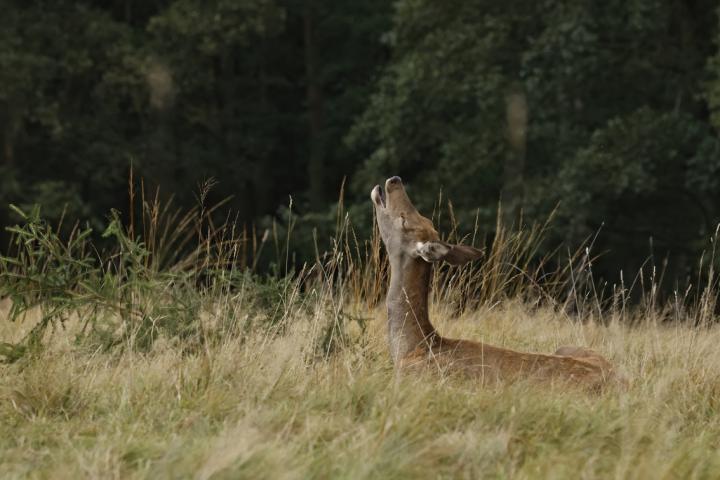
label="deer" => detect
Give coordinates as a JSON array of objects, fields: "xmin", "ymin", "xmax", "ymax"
[{"xmin": 371, "ymin": 176, "xmax": 622, "ymax": 390}]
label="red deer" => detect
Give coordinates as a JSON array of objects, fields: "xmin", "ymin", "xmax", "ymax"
[{"xmin": 371, "ymin": 176, "xmax": 621, "ymax": 390}]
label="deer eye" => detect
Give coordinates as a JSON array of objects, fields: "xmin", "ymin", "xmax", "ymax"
[{"xmin": 400, "ymin": 214, "xmax": 408, "ymax": 229}]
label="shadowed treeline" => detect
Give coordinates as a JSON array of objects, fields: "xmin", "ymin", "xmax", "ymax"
[{"xmin": 3, "ymin": 0, "xmax": 720, "ymax": 291}]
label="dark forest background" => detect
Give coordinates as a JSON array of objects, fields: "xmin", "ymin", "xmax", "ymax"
[{"xmin": 3, "ymin": 0, "xmax": 720, "ymax": 290}]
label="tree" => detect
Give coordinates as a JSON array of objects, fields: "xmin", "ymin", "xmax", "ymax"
[{"xmin": 349, "ymin": 0, "xmax": 720, "ymax": 284}]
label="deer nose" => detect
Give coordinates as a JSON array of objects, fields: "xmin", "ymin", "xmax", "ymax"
[{"xmin": 387, "ymin": 176, "xmax": 402, "ymax": 185}]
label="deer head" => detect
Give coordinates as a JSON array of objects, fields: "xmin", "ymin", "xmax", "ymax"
[{"xmin": 370, "ymin": 176, "xmax": 483, "ymax": 265}]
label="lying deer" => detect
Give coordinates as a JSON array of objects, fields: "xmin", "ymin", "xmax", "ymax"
[{"xmin": 371, "ymin": 176, "xmax": 621, "ymax": 390}]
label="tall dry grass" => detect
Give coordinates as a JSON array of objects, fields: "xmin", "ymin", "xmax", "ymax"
[{"xmin": 2, "ymin": 187, "xmax": 720, "ymax": 479}]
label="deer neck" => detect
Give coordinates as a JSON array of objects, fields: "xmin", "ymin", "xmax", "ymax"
[{"xmin": 386, "ymin": 254, "xmax": 438, "ymax": 363}]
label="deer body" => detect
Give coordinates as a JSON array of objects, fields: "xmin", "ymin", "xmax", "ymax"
[{"xmin": 371, "ymin": 176, "xmax": 618, "ymax": 390}]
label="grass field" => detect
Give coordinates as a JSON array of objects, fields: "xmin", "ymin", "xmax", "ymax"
[
  {"xmin": 2, "ymin": 201, "xmax": 720, "ymax": 479},
  {"xmin": 3, "ymin": 296, "xmax": 720, "ymax": 479}
]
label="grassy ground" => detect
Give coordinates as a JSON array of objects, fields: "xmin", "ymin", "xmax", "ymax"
[
  {"xmin": 2, "ymin": 201, "xmax": 720, "ymax": 479},
  {"xmin": 3, "ymin": 296, "xmax": 720, "ymax": 479}
]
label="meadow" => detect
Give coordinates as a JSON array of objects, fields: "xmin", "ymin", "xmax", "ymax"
[{"xmin": 2, "ymin": 200, "xmax": 720, "ymax": 479}]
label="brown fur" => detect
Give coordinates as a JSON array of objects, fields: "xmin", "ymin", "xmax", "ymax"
[{"xmin": 371, "ymin": 177, "xmax": 622, "ymax": 391}]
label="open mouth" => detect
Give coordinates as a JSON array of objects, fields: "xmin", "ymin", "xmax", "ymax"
[{"xmin": 371, "ymin": 185, "xmax": 386, "ymax": 208}]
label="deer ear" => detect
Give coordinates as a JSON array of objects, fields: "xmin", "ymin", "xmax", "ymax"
[{"xmin": 415, "ymin": 241, "xmax": 484, "ymax": 265}]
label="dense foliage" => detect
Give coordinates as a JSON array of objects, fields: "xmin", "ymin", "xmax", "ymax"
[{"xmin": 3, "ymin": 0, "xmax": 720, "ymax": 286}]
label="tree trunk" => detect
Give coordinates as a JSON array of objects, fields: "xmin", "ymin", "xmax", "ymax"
[
  {"xmin": 501, "ymin": 88, "xmax": 527, "ymax": 229},
  {"xmin": 145, "ymin": 61, "xmax": 177, "ymax": 206},
  {"xmin": 303, "ymin": 0, "xmax": 325, "ymax": 210},
  {"xmin": 219, "ymin": 50, "xmax": 249, "ymax": 219},
  {"xmin": 1, "ymin": 102, "xmax": 16, "ymax": 167},
  {"xmin": 124, "ymin": 0, "xmax": 132, "ymax": 23},
  {"xmin": 3, "ymin": 130, "xmax": 14, "ymax": 167},
  {"xmin": 252, "ymin": 37, "xmax": 271, "ymax": 216}
]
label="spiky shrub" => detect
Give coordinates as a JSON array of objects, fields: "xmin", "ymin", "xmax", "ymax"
[{"xmin": 0, "ymin": 184, "xmax": 371, "ymax": 360}]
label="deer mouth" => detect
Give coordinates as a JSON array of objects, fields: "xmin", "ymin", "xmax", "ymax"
[{"xmin": 371, "ymin": 185, "xmax": 386, "ymax": 208}]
